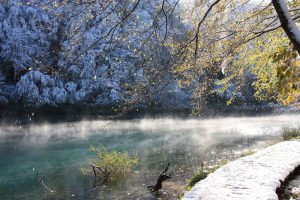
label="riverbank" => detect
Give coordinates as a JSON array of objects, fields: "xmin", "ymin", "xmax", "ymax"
[
  {"xmin": 278, "ymin": 166, "xmax": 300, "ymax": 200},
  {"xmin": 183, "ymin": 140, "xmax": 300, "ymax": 200}
]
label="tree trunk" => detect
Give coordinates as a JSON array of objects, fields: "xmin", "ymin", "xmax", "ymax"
[
  {"xmin": 148, "ymin": 163, "xmax": 171, "ymax": 192},
  {"xmin": 272, "ymin": 0, "xmax": 300, "ymax": 54}
]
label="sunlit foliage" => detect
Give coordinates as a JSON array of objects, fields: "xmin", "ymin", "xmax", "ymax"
[{"xmin": 175, "ymin": 0, "xmax": 300, "ymax": 109}]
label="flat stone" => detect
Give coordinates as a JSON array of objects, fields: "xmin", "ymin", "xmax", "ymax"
[{"xmin": 183, "ymin": 140, "xmax": 300, "ymax": 200}]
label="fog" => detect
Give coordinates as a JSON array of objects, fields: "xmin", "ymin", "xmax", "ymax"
[{"xmin": 1, "ymin": 114, "xmax": 299, "ymax": 142}]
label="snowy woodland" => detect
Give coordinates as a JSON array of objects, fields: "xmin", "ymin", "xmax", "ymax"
[
  {"xmin": 0, "ymin": 0, "xmax": 192, "ymax": 111},
  {"xmin": 0, "ymin": 0, "xmax": 299, "ymax": 113},
  {"xmin": 1, "ymin": 1, "xmax": 300, "ymax": 199}
]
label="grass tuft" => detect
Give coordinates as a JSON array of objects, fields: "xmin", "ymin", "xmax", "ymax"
[
  {"xmin": 187, "ymin": 170, "xmax": 208, "ymax": 189},
  {"xmin": 187, "ymin": 160, "xmax": 229, "ymax": 190},
  {"xmin": 281, "ymin": 125, "xmax": 300, "ymax": 140},
  {"xmin": 240, "ymin": 149, "xmax": 255, "ymax": 157}
]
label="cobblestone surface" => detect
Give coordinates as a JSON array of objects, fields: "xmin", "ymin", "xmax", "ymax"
[{"xmin": 183, "ymin": 140, "xmax": 300, "ymax": 200}]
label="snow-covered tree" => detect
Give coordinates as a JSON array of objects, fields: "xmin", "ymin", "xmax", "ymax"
[{"xmin": 0, "ymin": 1, "xmax": 52, "ymax": 81}]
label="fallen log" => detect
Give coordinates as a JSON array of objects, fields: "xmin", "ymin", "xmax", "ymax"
[{"xmin": 148, "ymin": 162, "xmax": 172, "ymax": 192}]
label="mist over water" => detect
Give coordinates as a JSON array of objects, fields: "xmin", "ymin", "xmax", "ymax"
[
  {"xmin": 1, "ymin": 114, "xmax": 299, "ymax": 144},
  {"xmin": 2, "ymin": 114, "xmax": 300, "ymax": 137},
  {"xmin": 0, "ymin": 114, "xmax": 299, "ymax": 199}
]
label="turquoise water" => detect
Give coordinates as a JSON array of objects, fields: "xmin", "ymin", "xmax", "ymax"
[{"xmin": 0, "ymin": 115, "xmax": 299, "ymax": 199}]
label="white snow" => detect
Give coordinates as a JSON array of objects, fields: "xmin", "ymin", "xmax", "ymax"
[
  {"xmin": 183, "ymin": 140, "xmax": 300, "ymax": 200},
  {"xmin": 65, "ymin": 82, "xmax": 77, "ymax": 93},
  {"xmin": 277, "ymin": 0, "xmax": 300, "ymax": 45},
  {"xmin": 0, "ymin": 0, "xmax": 192, "ymax": 108},
  {"xmin": 14, "ymin": 71, "xmax": 67, "ymax": 106}
]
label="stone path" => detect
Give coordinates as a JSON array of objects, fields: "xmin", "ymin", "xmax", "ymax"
[{"xmin": 183, "ymin": 140, "xmax": 300, "ymax": 200}]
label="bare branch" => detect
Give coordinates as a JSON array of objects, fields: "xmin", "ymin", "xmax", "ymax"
[{"xmin": 75, "ymin": 0, "xmax": 141, "ymax": 61}]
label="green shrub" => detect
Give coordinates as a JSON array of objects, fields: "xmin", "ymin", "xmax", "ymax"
[
  {"xmin": 187, "ymin": 160, "xmax": 229, "ymax": 190},
  {"xmin": 281, "ymin": 125, "xmax": 300, "ymax": 140},
  {"xmin": 240, "ymin": 149, "xmax": 255, "ymax": 157},
  {"xmin": 188, "ymin": 170, "xmax": 208, "ymax": 189},
  {"xmin": 82, "ymin": 145, "xmax": 139, "ymax": 181},
  {"xmin": 178, "ymin": 193, "xmax": 184, "ymax": 200}
]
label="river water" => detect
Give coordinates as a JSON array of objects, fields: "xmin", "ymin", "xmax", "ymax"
[{"xmin": 0, "ymin": 114, "xmax": 299, "ymax": 199}]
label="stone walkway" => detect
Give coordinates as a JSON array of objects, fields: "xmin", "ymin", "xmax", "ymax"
[{"xmin": 183, "ymin": 140, "xmax": 300, "ymax": 200}]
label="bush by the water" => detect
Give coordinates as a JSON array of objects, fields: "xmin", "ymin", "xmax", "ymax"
[
  {"xmin": 187, "ymin": 170, "xmax": 208, "ymax": 189},
  {"xmin": 281, "ymin": 125, "xmax": 300, "ymax": 140},
  {"xmin": 82, "ymin": 146, "xmax": 139, "ymax": 181},
  {"xmin": 187, "ymin": 160, "xmax": 229, "ymax": 190},
  {"xmin": 240, "ymin": 149, "xmax": 255, "ymax": 157}
]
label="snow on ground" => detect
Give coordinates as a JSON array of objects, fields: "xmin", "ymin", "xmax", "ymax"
[{"xmin": 183, "ymin": 140, "xmax": 300, "ymax": 200}]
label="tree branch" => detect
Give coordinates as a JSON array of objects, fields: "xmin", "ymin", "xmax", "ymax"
[{"xmin": 272, "ymin": 0, "xmax": 300, "ymax": 54}]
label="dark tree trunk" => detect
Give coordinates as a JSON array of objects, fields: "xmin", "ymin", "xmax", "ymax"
[
  {"xmin": 148, "ymin": 163, "xmax": 171, "ymax": 192},
  {"xmin": 272, "ymin": 0, "xmax": 300, "ymax": 54}
]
